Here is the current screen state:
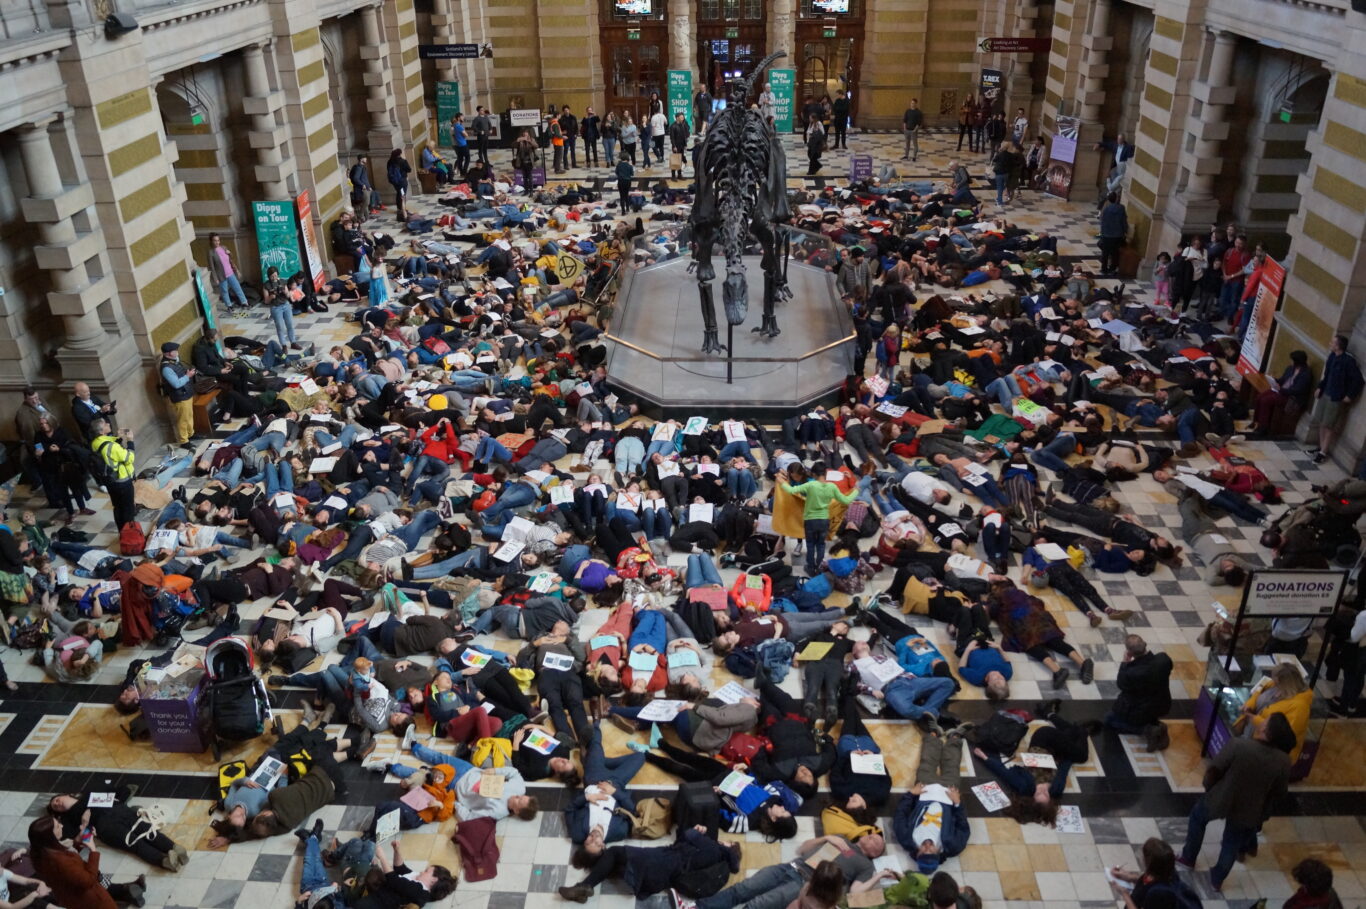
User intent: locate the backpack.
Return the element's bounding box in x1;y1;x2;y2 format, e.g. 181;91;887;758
967;709;1031;758
673;857;732;900
119;521;146;556
673;781;720;839
1147;881;1203;909
90;439;117;487
629;797;673;840
723;644;757;678
719;732;768;767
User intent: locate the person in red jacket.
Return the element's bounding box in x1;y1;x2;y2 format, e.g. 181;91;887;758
404;418;458;501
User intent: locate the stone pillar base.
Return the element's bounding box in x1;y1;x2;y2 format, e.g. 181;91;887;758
1071;121;1109;206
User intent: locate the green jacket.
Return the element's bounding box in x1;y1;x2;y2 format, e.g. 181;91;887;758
267;765;335;830
781;480;856;520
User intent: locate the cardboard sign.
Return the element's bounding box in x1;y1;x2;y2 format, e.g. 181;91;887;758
797;641;833;661
478;771;505;799
804;842;843;868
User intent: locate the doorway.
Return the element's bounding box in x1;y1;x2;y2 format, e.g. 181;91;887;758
696;0;768;98
795;0;864;122
599;0;668;123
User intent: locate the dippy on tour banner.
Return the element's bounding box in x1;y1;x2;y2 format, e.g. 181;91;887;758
769;68;796;133
252;200;302;280
668;70;693;130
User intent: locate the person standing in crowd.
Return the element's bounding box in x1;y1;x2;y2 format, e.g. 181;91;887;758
1098;192;1128;276
206;232;248;312
14;387;54;491
349;153;380;214
451;113;470;176
70;381;115;442
620;111;639;164
263;266;297;349
1095;131;1134;197
648;106;668;167
831;89;851;150
667;112;689;180
89;417;135;529
560;105;579;170
759;82;777;125
1310;333;1363;464
806;115;826;176
693;86;712;134
549;110;566;174
902;98;923;161
471;104;493;165
1011;106;1028;146
157;341;196;451
386;147;411;222
581;106;601;169
514;127;539;191
957;97;975;151
601;110;619;165
614;157;635;211
1180;712;1294;891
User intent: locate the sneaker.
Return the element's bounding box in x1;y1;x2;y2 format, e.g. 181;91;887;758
1313;452;1328;464
608;712;638;734
1106;608;1135;622
1080;658;1095;685
559;886;593;903
1089;612;1103;627
1051;667;1070;689
268;674;290;687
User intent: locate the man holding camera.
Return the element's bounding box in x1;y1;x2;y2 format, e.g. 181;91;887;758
91;417;136;529
70;381;116;442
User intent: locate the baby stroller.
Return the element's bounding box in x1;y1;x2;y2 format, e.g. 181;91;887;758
200;637;274;759
150;589;204;647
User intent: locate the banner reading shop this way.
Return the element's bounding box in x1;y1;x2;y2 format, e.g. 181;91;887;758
769;68;796;133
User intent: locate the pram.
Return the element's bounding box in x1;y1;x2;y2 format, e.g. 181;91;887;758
1268;479;1366;566
200;637;274;759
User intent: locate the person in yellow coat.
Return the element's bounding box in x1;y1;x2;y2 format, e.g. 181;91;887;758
1236;662;1312;763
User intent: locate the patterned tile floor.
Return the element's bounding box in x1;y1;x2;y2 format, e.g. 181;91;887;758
0;127;1363;909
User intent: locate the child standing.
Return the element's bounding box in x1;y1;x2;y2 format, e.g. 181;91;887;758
1152;251;1171;307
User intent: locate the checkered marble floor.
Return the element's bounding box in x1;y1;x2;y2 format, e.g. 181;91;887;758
1;128;1363;909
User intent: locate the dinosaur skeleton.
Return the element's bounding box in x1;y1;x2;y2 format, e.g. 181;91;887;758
688;51;793;355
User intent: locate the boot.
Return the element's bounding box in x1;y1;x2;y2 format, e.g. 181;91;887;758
559;885;593;903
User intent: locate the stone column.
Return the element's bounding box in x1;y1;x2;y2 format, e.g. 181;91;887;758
1184;31;1237;206
17;118;111;359
772;0;796;59
243;43;291;198
431;0;458;85
361;3;399;152
1071;0;1113;195
671;0;697;84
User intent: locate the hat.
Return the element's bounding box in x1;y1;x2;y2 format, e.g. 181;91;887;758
161;342;180;353
428;393;449;411
916;853;941;875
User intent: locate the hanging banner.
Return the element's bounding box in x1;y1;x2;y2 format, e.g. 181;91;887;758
295;190;326;292
191;267;218;335
437;81;461;147
1236;255;1286;376
769;68;796;133
252;200;302;280
979;68;1004;115
667;69;693;130
419;43;490;60
1044;114;1079;201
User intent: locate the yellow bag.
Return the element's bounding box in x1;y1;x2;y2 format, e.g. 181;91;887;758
509;667;535;694
470;736;513;768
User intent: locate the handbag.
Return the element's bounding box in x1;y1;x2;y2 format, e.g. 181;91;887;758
629;797;673;839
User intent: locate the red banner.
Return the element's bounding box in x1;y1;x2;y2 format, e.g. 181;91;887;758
295;190;327;291
1236;256;1286;376
977;37;1053;53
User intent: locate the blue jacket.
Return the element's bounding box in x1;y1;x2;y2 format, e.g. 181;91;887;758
1318;351;1363;403
893;790;969;859
1099;202;1128;239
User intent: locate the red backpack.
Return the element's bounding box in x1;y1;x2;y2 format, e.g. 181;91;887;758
119;521;146;556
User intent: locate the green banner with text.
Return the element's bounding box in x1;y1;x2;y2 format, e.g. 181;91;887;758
252;200;302;280
769;68;796;133
667;70;693;130
437;81;461;146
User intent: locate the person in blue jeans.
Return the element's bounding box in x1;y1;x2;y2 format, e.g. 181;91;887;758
321;509;443;570
684;552;724;588
878;671;957;723
477;478;538;524
281;634;382;715
725;461;758;499
1028;431;1080;474
639;500;672;541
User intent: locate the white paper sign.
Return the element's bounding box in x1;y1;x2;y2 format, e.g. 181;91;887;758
542;651;575;672
492;541;524;562
722;420;747;444
87;792;117;808
1018;752;1057;769
656;460;680;479
971;781;1011;812
712;681;756;705
1033;542;1069;562
696;463;720;476
688;503;715;523
637;699;687;722
375;808;402;843
718;770;754;797
849;752;887;775
682;416;708;435
146;528;178;553
1055;804;1085;834
652;423;677;442
549;484;574;505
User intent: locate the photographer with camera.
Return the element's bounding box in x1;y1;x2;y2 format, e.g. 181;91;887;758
90;418;136;530
69;382;116;442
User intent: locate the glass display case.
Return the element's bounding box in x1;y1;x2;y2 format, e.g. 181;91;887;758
1195;645;1331;782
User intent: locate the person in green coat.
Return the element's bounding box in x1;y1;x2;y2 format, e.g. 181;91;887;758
779;471;857;576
